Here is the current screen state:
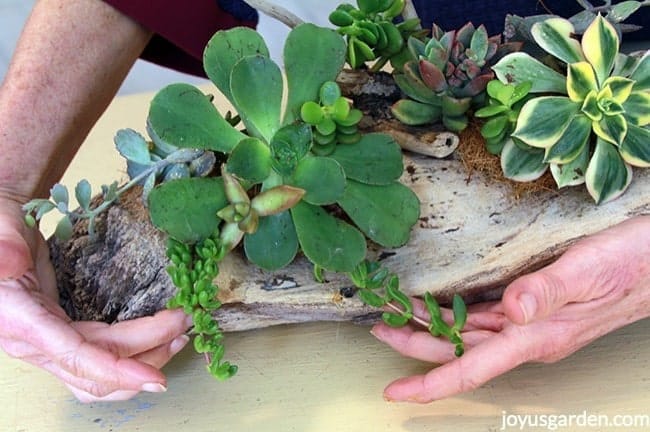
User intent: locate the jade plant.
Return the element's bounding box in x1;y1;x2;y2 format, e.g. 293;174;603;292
391;22;522;132
489;14;649;203
328;0;426;70
24;23;471;380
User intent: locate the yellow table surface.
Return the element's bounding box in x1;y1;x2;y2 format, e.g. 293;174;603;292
1;87;648;432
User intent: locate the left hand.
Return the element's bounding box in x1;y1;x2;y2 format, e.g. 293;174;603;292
371;216;650;403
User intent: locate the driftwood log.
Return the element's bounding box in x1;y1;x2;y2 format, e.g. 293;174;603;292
50;150;650;331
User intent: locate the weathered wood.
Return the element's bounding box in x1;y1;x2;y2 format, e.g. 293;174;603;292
50;152;649;332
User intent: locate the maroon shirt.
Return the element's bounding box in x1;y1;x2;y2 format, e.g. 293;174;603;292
103;1;257;77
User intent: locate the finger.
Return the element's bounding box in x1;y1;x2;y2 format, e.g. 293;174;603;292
0;223;32;279
72;309;192;358
133;334;190;369
383;329;531;403
371;322;495;363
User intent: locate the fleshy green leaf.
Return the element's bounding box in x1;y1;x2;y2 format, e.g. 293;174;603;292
500;138;548;182
337;180;420;248
244;211;298;270
203;27;269;104
148;83;245;153
391;99;441;125
609;1;642;22
227;137;272;184
289;157;346;205
567;62;598;102
480;115;509;139
270;123;313;177
291;201;366;272
585;138;633;204
629;52;650;92
75;180;92;211
493;53;567;94
582;14;619;87
550;143;590;188
441;95;472;117
581;90;602;121
531;18;585;64
114;129;151;165
512;96;580;148
50;184;69;207
54;216;74;241
393;67;440;105
474;104;509;118
544;114;592;164
619;123;650;167
592;113;627;145
284;24;347;124
603;76;635;104
148;177;227;243
230;55;283;142
623;91;650;126
330;133;403;185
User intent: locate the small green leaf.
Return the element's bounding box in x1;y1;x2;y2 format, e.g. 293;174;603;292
358;290;387;308
227;138;272;184
50;184;69;207
531;18;585;64
54;216;74;241
512;96;580;148
300;101;324;124
330;133;403;185
230;55;283;142
474;104;509;118
251;185;305;217
382;312;410;327
585;138;633;204
337;180;420;248
244;211;298;270
289;157;346;205
320;81;342;106
480;115;509;139
114;129;151;165
608;1;642;22
582;14;619;87
592;113;627;146
452;294;467;330
148;83;246;153
603;76;635;104
270;123;313;177
500;139;548;182
619;123;650;167
493;53;567;94
74;180;92;211
291;201;366;272
148;177;227;243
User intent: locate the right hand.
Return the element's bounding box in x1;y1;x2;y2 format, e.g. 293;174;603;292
0;195;191;402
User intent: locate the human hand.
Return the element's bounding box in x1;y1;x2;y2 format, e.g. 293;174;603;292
0;197;191;403
371;216;650;403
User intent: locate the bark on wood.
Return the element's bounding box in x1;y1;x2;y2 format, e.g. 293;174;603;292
50;152;650;332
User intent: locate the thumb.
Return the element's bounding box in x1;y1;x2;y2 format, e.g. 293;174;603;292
0;213;33;279
502;249;599;325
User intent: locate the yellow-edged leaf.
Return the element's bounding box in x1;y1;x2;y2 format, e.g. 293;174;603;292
531;18;585;64
592;114;628;145
585;138;633;204
582;14;619;87
567;62;598;102
512;96;580;148
620;123;650;167
602;76;635;103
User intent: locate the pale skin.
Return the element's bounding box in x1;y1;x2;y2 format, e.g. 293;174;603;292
0;0;648;404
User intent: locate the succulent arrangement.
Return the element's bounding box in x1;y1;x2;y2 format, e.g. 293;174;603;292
488;14;649;203
328;0;426;70
391;22;522;132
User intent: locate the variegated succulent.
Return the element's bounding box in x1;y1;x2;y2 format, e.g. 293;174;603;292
391;22;521;132
491;14;649;204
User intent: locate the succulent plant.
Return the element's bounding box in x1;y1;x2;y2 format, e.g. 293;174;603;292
391;22;522;132
491;14;650;204
145;24;419;273
329;0;425;71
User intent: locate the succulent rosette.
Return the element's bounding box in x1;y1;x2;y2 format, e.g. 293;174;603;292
492;14;650;204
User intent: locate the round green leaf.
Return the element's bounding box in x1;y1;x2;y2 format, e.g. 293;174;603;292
500;138;548;182
585;138;633;204
230;55;283;142
291;201;366;272
148;83;246;153
300;101;324;124
54;216;74;241
114;129;151;165
284;24;347;123
244;211;298;271
330;133;403;185
227;138;272;184
320;81;342;106
148;177;227;243
74;180;92;211
289;157;346;205
337;180;420;248
203;27;270;103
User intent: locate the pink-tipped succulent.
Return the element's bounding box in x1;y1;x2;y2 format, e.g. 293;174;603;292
391;22;522;132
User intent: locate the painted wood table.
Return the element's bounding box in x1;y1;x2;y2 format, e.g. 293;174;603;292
1;88;648;432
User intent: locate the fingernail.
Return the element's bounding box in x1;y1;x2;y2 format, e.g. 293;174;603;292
170;334;190;355
184;314;194;329
141;383;167;393
518;292;537;323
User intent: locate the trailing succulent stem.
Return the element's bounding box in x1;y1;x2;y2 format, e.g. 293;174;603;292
348;260;467;356
166;235;238;380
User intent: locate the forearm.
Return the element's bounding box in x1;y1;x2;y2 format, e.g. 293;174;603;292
0;0;152;201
